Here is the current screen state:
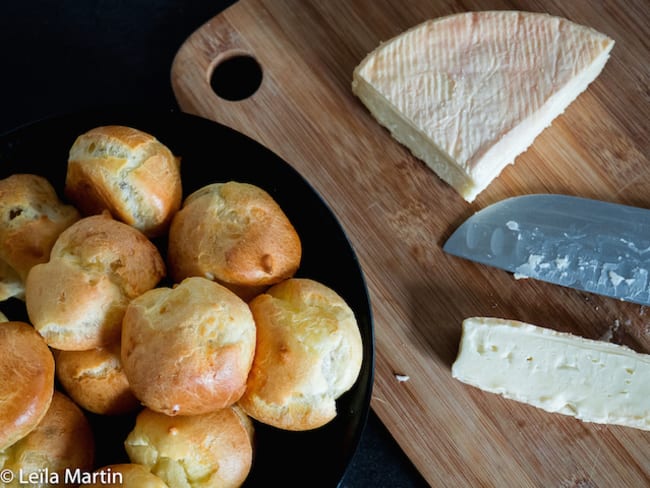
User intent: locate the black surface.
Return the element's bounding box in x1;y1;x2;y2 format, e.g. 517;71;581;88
0;2;429;487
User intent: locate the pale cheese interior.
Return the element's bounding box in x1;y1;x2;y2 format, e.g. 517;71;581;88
452;317;650;431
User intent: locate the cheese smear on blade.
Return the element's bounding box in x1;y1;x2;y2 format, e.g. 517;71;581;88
452;317;650;431
352;11;614;201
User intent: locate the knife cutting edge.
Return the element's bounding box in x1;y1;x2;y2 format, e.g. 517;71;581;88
443;194;650;306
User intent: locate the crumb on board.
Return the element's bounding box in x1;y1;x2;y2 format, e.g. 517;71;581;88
394;373;410;383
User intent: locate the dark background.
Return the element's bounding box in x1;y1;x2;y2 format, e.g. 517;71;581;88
0;1;428;487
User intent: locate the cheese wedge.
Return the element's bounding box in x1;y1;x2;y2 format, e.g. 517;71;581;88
452;317;650;431
352;11;614;201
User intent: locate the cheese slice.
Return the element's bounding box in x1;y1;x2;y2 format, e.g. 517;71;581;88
352;11;614;201
452;317;650;430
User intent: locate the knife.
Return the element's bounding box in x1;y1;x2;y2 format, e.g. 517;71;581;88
443;194;650;306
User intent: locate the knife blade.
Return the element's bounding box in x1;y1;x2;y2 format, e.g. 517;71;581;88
443;194;650;306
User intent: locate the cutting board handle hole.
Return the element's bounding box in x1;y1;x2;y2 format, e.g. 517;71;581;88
209;53;263;101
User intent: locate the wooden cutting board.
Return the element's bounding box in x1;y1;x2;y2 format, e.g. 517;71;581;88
171;0;650;485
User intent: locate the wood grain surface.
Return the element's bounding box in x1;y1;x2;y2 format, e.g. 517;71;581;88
171;0;650;485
